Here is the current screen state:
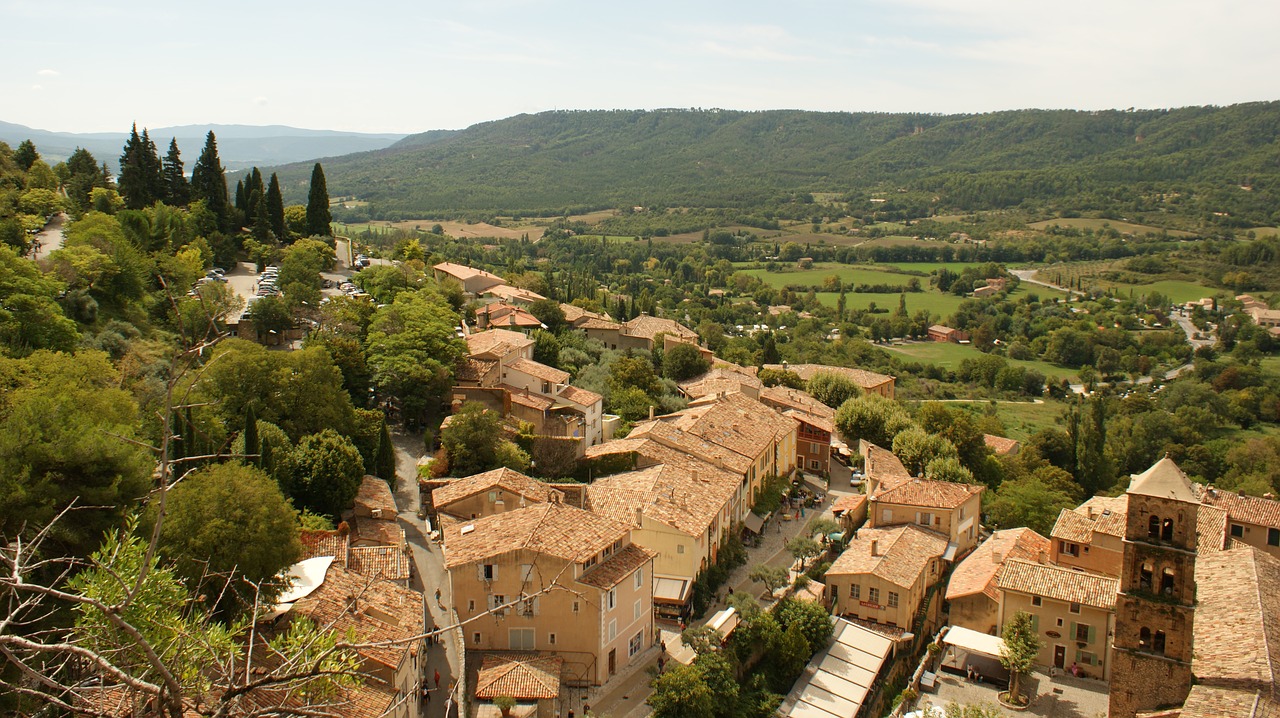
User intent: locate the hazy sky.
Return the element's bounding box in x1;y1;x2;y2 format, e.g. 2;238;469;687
5;0;1278;135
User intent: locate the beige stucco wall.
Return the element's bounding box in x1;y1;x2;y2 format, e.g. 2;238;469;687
948;593;1000;636
999;591;1114;680
439;490;534;521
632;514;701;580
1227;519;1280;560
1052;535;1123;576
826;556;941;631
871;493;981;554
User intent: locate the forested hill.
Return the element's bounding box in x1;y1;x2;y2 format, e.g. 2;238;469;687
272;104;1280;217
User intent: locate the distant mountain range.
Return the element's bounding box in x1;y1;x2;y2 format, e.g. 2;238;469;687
0;122;408;171
262;103;1280;218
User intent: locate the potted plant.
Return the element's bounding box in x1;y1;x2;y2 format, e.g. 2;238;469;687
494;695;516;717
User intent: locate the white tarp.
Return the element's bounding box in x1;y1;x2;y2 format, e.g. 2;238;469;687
942;625;1007;658
266;556;334;619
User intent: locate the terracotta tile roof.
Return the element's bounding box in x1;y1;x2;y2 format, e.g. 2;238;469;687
434;261;503;285
762;363;895;390
432;468;562;510
354;476;397;517
1200;487;1280;529
627;420;754;474
861;441;914;490
350;516;405;547
1192;545;1280;690
872;477;984;511
1179;685;1279;718
760;386;836;436
588;461;739;537
475;653;562;700
289;563;423;671
832;494;867;517
623;315;697;341
1051;508;1097;544
946;528;1051;601
484;284;546;303
466;329;534;359
679;365;764;399
504;385;555;411
784;409;834;435
458;357;499;383
1198;503;1229;553
561;304;611;324
480;303;543;329
578;543;655;589
827;524;950;588
558;384;601;407
300;530;349;562
348;545;410;582
656;392;797;465
1081;496;1129;537
995;559;1118;610
506;358;570;384
442;501;629;568
983;434;1021;455
578;317;623;331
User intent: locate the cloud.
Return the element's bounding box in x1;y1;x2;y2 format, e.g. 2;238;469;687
254;96;268;106
36;68;59;77
31;84;42;91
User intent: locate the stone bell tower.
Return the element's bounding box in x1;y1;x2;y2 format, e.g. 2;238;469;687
1108;456;1198;718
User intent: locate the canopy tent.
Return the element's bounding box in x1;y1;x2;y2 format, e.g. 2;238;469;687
942;626;1006;658
707;607;740;641
941;626;1010;685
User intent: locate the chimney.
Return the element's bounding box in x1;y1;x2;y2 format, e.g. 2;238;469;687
691;469;699;484
1239;490;1247;498
1038;550;1048;564
1086;506;1095;519
649;406;655;421
870;540;879;557
992;551;1003;564
635;507;644;525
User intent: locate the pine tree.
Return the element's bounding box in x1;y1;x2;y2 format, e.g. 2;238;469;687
118;124;148;209
375;419;396;486
234;179;247;215
248;167;264;202
266;173;286;241
140;129;164;204
161;138;189;205
190;131;230;231
14;140;39;172
243;406;260;467
251;191;272;243
305;163;331;237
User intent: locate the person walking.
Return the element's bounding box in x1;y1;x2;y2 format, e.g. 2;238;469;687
434;669;441;690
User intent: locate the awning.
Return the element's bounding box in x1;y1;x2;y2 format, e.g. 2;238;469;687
942;625;1007;659
828;532;845;543
744;512;766;534
653;575;692;604
708;607;740;639
942;542;959;561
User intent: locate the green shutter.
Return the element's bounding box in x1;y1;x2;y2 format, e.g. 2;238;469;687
1070;622;1077;641
1087;625;1096;644
1031;615;1039;633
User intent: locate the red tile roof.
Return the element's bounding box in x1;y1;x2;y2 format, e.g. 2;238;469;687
871;477;984;511
995;559;1118;610
946;528;1051;602
1200;487;1280;530
827;524;949;588
442;501;629;568
475;653;562;700
432;467;562;510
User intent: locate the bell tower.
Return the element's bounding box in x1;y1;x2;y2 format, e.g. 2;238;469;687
1108;456;1198;718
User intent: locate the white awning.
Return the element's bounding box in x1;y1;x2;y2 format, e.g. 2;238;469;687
942;542;959;562
653;575;691;603
942;625;1007;659
778;617;894;718
708;607;740;639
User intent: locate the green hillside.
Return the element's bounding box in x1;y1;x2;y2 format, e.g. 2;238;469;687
270;104;1280;221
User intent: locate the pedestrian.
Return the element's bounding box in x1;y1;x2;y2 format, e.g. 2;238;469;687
434;669;440;689
435;588;442;604
567;710;574;718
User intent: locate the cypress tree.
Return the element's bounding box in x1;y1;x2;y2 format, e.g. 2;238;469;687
305;163;331;237
118;124;147;209
234;179;247;215
251;191;272;243
190;131;230;231
375;419;396;486
243;406;260;467
161;138;189;205
14;140;39;171
249;167;264;199
140;129;164;204
266;173;286;241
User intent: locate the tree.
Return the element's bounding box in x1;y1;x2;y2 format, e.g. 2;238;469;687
748;564;789;595
374;418;396;485
925;456;976;484
786;536;822;568
266;172;286;241
365;287;464;427
1000;611;1042;706
648;661;716;718
305;163;332;237
190;131;229;231
527;298;567;334
245;295;293;341
440;402;506;476
118;125;163;210
768;622;812;693
664;342;711;381
14;139;38;171
773;597;832;651
892;426;959;476
161;137;189;205
806;372;862;409
149;462;302;615
834;393;914;448
984;475;1075;534
287;429;364;518
243;405;260;467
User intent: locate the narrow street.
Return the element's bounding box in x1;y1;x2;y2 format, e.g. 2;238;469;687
390;428;460;718
30;211;67;261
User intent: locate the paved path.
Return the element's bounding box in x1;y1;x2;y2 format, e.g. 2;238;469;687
30;212;67;260
390;427;460;718
1011;268;1086;298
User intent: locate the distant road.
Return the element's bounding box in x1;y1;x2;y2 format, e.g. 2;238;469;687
31;212;67;261
1011;268;1085;297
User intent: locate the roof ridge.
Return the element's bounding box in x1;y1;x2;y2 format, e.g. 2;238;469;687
1245;550;1278;687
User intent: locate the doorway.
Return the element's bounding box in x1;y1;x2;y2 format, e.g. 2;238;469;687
1054;645;1066;669
608;648;617;676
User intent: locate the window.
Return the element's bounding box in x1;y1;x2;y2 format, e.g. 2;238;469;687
634;600;643;621
608;619;617;641
868;587;880;604
482;564;496;580
677;544;685;554
881;509;892;524
916;512;933;527
490;595;506;614
584;555;598;570
1148;515;1161;540
1069;602;1081;614
468;600;475;612
1161;518;1174;542
1031;596;1042;607
1232;523;1245;538
473;632;481;645
607;589;617;611
634;568;644;590
1077;651;1096;666
811;459;820;470
572;601;580;613
509;628;535;651
549;633;557;645
1139;627;1151;650
850;584;861;600
520;564;535;583
888;592;899;608
1059;541;1080;558
1075;623;1092;643
629;631;643;657
1153;630;1166;655
1140;562;1154;591
1161;568;1176;596
1270;528;1280;547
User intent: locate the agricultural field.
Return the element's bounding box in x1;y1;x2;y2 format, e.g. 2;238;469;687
1027;217;1197;238
333;218;546;241
814;290;966;318
741;263;925;289
1032;262;1223;304
885;340;1079;381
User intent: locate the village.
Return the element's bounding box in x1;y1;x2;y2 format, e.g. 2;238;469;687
262;261;1280;718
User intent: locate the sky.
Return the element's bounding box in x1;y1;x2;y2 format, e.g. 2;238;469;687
4;0;1279;135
